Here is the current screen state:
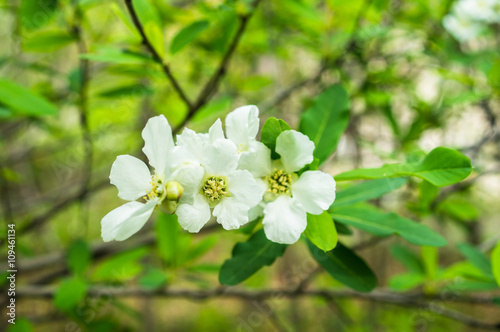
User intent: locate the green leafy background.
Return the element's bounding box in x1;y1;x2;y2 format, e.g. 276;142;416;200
1;0;499;331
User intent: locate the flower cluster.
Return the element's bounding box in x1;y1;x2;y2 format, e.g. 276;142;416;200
101;106;336;244
443;0;500;42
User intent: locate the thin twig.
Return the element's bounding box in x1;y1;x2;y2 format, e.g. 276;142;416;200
123;0;193;110
173;0;263;133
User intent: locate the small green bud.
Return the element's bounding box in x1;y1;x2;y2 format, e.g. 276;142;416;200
162;200;179;215
165;181;184;201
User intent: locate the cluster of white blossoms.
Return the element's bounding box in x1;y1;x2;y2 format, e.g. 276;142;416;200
443;0;500;42
101;106;336;245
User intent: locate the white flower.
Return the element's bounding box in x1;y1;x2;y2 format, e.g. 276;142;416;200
175;121;264;232
257;130;336;244
455;0;500;23
442;13;483;42
225;105;273;178
101;115;204;242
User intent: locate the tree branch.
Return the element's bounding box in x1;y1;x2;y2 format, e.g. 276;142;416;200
14;286;500;329
173;0;262;133
123;0;193;110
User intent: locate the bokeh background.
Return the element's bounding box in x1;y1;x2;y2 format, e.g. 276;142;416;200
1;0;500;331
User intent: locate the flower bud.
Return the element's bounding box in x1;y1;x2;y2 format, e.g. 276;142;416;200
165;181;184;201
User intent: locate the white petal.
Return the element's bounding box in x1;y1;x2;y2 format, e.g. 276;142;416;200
291;171;336;214
142;115;175;176
169;165;205;205
176;194;211;233
109;155;152;201
225;105;259;150
213;197;251;230
208;118;225;142
275;130;315;173
176;127;205;165
262;196;307;244
248;203;264;221
238;141;272;178
204;139;239;175
101;201;156;242
227;169;264;208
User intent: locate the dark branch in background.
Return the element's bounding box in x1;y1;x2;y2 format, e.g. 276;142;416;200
175;0;263;132
123;0;262;134
18;178;109;234
14;286;500;330
123;0;193;110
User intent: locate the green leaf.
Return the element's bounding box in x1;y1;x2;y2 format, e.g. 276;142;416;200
335;147;472;187
304;211;337;252
438;196;478;222
219;230;287;285
299;84;350;164
97;85;153;98
20;0;58;31
67;239;91;276
155;213;190;267
307;241;377;292
260;117;291;159
493;241;500;287
80;48;153;64
389;273;426;291
0;78;57;116
132;0;164;57
421;246;438;280
331;204;447;247
6;318;33;332
488;58;500;92
390;245;425;274
333;178;407;207
139;268;167;290
92;247;148;281
458;243;492;276
53;277;87;312
23;31;77;52
183;236;218;263
170;20;210;54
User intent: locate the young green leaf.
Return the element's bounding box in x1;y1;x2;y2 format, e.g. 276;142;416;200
390;245;425;274
139;268;167;290
335;147;472;187
260;117;291;159
421;246;438;280
492;241;500;287
170;20;210;54
20;0;58;31
389;273;426;291
67;239;91;277
23;31;77;53
300;84;350;164
0;79;57;116
53;277;87;312
92;247;149;282
304;211;337;252
307;241;377;292
331;204;447;247
488;58;500;92
457;243;492;276
333;178;407;207
219;230;287;285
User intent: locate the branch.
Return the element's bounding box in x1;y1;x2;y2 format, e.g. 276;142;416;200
15;286;500;329
123;0;193;110
173;0;262;133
